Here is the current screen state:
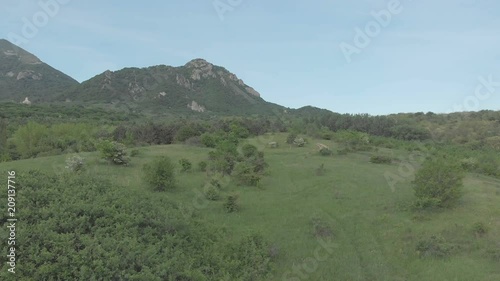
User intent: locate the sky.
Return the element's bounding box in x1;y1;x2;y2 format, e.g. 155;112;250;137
1;0;500;115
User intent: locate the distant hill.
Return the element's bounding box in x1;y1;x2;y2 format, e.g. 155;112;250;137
0;39;79;103
60;58;285;116
0;39;285;116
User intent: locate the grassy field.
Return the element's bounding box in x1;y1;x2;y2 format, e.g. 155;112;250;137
1;133;500;280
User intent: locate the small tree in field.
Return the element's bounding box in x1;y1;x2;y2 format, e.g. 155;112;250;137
143;156;176;191
413;156;465;208
97;140;130;165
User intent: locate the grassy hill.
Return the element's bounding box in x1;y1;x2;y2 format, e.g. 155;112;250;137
2;133;499;280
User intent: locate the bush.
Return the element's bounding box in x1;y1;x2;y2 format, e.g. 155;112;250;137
460;157;478;171
198;161;208;172
143;156;176;191
413;156;465;208
233;162;261;186
208;140;239;175
65;155;85;172
224;194;240;213
472;222;488;237
286;132;298;144
97;140;130;165
204;184;220;201
415;235;452;258
201;133;219;148
241;144;258;158
370;155;392;164
293;137;305;147
179;158;192;172
319;147;332;156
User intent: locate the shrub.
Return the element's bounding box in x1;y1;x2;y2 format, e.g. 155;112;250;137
208;140;239;175
65;155;85;172
224;194;240;213
201;133;219;148
249;151;268;173
286;132;298;144
472;222;488;237
143;156;176;191
97;140;130;165
210;175;223;189
198;161;208;172
293;137;305;147
460;157;478;171
319;147;332;156
179;158;192;172
415;235;452;258
204;184;220;201
370;155;392;164
233;162;261;186
241;144;258;158
413;156;464;208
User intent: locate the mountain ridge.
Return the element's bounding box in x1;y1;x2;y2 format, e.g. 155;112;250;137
0;39;79;103
0;39;285;116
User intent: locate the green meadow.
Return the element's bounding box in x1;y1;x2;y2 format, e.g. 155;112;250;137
2;133;500;280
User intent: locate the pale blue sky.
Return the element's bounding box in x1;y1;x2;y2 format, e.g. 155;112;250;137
1;0;499;114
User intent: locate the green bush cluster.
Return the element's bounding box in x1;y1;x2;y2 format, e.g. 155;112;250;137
179;158;192;172
413;156;464;208
143;156;176;191
0;171;274;280
97;140;130;165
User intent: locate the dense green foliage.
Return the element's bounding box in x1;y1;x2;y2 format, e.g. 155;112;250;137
179;158;193;172
97;140;130;165
142;156;177;191
413;156;465;208
0;171;273;280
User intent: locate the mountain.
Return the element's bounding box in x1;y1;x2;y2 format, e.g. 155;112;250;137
62;58;283;116
0;39;79;103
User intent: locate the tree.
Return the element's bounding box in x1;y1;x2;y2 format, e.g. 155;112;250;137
0;118;8;159
208;140;239;175
97;140;130;165
241;144;258;158
143;156;177;191
12;121;48;158
233;162;261;186
413;156;465;208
